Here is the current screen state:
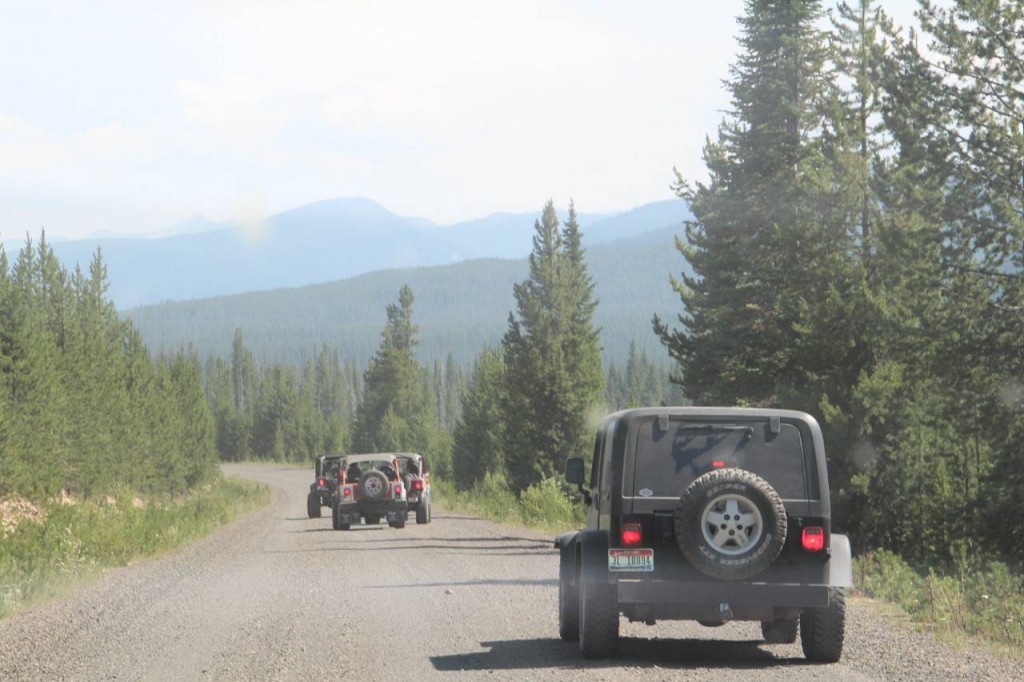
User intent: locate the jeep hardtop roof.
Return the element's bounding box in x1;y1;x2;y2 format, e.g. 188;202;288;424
599;407;830;517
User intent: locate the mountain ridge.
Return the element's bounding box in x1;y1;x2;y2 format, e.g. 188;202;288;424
126;222;693;368
30;195;691;308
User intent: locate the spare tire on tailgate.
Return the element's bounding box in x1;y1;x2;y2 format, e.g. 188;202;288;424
673;468;787;581
359;470;389;500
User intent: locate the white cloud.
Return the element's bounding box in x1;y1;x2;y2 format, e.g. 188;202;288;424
0;111;67;173
176;77;295;156
75;122;160;161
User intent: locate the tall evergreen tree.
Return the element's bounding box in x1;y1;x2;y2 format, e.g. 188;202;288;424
352;285;442;456
502;201;604;492
1;237;66;495
452;348;506;488
655;0;866;415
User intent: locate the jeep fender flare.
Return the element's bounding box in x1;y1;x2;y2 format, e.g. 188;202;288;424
577;529;611;584
555;531;580;587
829;533;853;588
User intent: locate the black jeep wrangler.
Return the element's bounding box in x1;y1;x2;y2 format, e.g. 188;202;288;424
307;454;344;518
556;407;852;661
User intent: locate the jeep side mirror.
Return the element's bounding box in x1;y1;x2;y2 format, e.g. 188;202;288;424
565;457;585;485
564;457;591;506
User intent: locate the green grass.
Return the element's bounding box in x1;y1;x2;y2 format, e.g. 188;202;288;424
433;473;586;533
855;548;1024;655
0;476;270;619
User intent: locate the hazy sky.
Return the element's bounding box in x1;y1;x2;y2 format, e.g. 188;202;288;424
1;0;922;239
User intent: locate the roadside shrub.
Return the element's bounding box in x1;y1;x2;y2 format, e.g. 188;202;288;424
433;472;585;531
519;478;577;526
856;548;1024;651
0;476;269;619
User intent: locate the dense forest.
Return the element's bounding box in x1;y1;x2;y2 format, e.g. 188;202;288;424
0;235;218;498
654;0;1024;566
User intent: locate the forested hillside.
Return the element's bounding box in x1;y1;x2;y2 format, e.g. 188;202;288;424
0;235;217;498
126;225;690;368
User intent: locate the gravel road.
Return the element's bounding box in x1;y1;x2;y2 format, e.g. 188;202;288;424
0;463;1019;681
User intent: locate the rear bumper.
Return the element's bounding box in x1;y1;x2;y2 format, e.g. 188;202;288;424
337;499;408;516
616;580;830;621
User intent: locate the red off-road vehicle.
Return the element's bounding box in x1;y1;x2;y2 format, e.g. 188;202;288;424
307;454;344;518
331;454;409;530
395;453;432;524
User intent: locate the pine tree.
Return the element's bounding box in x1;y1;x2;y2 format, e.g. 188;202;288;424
352;285;441;455
502;202;604;492
452;348;506;488
1;237;66;496
227;328;256;460
655;0;865;414
0;244;11;492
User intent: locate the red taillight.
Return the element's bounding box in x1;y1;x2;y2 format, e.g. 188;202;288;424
395;485;403;496
318;478;326;486
711;460;726;468
412;479;424;491
621;523;643;547
342;487;352;497
802;526;825;552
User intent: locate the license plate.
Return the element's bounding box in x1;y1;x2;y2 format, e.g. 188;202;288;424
608;548;654;572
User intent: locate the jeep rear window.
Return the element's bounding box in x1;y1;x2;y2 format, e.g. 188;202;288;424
630;419;809;500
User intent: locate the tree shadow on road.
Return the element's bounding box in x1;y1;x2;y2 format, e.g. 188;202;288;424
329;535;552;549
430;636;805;672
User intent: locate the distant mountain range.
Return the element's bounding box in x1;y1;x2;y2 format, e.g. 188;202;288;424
125;223;695;369
13;196;690;308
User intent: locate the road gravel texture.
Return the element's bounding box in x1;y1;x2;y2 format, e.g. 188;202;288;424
0;463;1019;681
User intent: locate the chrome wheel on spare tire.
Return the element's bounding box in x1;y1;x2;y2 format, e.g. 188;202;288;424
700;493;764;554
359;470;388;500
674;469;787;581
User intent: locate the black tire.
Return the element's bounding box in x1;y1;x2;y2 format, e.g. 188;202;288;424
761;618;798;644
389;519;406;529
364;513;381;525
558;557;580;641
801;587;846;662
331;503;343;530
360;470;389;500
416;500;431;524
579;580;618;658
307;492;321;518
673;468;787;581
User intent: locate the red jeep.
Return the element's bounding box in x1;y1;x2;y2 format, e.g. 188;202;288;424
331;454;409;530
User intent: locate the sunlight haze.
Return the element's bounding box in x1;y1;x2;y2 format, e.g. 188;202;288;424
1;0;921;239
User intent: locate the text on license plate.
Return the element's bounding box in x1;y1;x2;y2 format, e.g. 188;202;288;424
608;548;654;572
